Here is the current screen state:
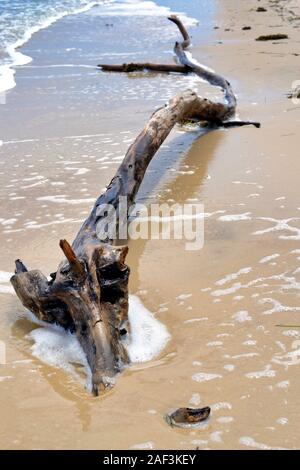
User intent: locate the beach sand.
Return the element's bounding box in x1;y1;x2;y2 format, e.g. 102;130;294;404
0;0;299;449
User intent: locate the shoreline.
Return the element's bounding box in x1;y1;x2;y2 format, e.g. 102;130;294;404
0;1;104;94
0;0;199;95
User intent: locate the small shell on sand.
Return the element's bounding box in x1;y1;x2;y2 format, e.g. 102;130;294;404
165;407;211;429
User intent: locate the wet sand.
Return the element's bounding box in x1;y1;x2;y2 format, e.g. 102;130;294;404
0;0;300;449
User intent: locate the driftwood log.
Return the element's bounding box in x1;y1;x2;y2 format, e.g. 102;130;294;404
11;16;259;395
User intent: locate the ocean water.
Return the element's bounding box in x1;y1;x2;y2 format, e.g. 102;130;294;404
0;0;111;93
0;0;197;94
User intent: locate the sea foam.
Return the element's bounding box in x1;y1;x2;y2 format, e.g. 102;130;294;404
24;294;170;388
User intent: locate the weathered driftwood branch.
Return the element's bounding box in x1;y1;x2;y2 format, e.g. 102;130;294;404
11;16;259;395
98;63;189;73
98;16;258;129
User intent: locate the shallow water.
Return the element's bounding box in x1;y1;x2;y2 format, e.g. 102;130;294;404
0;0;299;450
0;0;112;93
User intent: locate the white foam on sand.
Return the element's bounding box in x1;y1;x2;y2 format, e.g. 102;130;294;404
211;402;232;411
232;310;252;323
126;295;170;362
253;217;300;240
215;267;252;286
245;365;276;379
28;323;90;386
276;380;289;389
0;47;32;94
219;212;252;222
192;372;222;383
0;270;15;295
23;294;170;388
189;393;201;406
259;254;280;264
239;436;285;450
37;195;95;205
0;271;13;283
0;285;15;295
130;441;155;450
